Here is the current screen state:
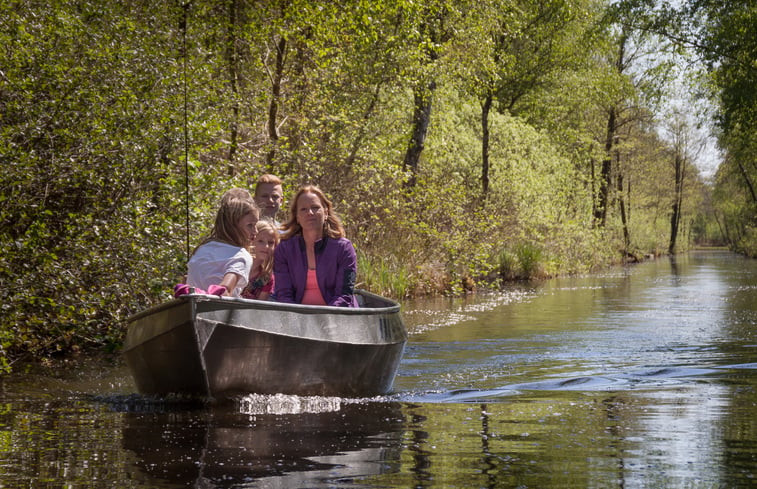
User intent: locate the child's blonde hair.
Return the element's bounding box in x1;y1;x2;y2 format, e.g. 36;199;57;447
254;219;280;281
194;197;259;254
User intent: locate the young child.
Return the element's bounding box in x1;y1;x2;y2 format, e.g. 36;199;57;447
241;219;279;300
182;196;259;297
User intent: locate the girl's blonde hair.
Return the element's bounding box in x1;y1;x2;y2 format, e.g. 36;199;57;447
254;219;280;281
194;197;259;254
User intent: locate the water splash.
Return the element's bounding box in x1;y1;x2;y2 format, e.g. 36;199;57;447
237;393;342;415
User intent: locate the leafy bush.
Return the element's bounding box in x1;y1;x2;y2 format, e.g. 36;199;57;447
0;0;721;370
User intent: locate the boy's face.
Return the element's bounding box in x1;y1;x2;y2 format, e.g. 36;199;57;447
254;183;284;220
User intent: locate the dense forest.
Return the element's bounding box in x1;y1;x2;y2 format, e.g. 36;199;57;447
1;0;754;369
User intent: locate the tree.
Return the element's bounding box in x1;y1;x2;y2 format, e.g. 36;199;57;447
402;2;454;188
685;0;757;254
664;109;706;253
0;1;191;362
454;0;593;196
593;0;679;228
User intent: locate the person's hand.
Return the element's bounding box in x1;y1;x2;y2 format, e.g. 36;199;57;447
207;284;228;296
174;283;190;297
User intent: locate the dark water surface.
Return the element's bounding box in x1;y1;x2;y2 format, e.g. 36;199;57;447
1;250;756;488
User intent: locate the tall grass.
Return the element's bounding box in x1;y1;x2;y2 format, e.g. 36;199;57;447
356;249;412;299
494;243;546;280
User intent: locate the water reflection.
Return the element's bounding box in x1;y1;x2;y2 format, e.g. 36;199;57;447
406;407;432;487
120;399;404;488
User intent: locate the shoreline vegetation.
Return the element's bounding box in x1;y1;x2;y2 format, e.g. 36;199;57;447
1;1;754;371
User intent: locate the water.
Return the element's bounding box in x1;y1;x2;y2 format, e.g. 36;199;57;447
1;250;756;488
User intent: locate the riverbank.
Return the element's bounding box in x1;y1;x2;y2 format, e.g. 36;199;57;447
3;241;747;374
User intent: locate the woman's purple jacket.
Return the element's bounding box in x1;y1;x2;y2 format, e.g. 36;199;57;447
273;235;359;307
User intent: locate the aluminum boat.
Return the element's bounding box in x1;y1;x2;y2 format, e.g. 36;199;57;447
123;290;407;398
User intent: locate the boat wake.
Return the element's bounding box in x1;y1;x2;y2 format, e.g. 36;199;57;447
237;393;343;415
396;364;750;403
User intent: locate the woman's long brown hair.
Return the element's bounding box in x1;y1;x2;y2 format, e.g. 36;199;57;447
279;185;345;240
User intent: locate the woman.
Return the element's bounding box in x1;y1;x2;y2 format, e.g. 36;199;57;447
274;185;358;307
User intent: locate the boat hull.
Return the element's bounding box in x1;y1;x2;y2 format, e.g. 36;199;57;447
123;290;407;398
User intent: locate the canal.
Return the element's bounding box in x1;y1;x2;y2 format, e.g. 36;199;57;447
1;250;755;487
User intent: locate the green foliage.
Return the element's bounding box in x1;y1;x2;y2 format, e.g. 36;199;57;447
0;1;189;365
738;226;757;259
0;0;725;369
684;0;757;255
711;135;757;257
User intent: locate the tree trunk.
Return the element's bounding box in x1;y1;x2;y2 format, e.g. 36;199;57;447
180;1;191;260
481;91;493;196
736;158;757;203
403;81;436;188
283;28;312;173
595;108;616;227
226;0;239;172
669;200;679;253
595;32;627;228
590;155;597;218
669;153;684;253
265;36;287;168
618;167;630;251
403;10;445;188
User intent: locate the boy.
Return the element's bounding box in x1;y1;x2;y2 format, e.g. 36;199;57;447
254;174;284;226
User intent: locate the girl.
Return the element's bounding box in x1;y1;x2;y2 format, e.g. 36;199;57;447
185;196;259;297
242;219;279;300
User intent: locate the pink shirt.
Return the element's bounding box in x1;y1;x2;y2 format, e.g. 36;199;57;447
240;273;274;300
301;269;326;305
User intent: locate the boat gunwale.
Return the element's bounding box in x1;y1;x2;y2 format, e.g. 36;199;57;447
126;288;401;324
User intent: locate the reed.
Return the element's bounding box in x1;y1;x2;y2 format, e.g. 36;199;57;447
494;242;547;280
356;250;411;299
516;242;544;278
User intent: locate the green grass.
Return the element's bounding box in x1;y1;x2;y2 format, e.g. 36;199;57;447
357;250;411;299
